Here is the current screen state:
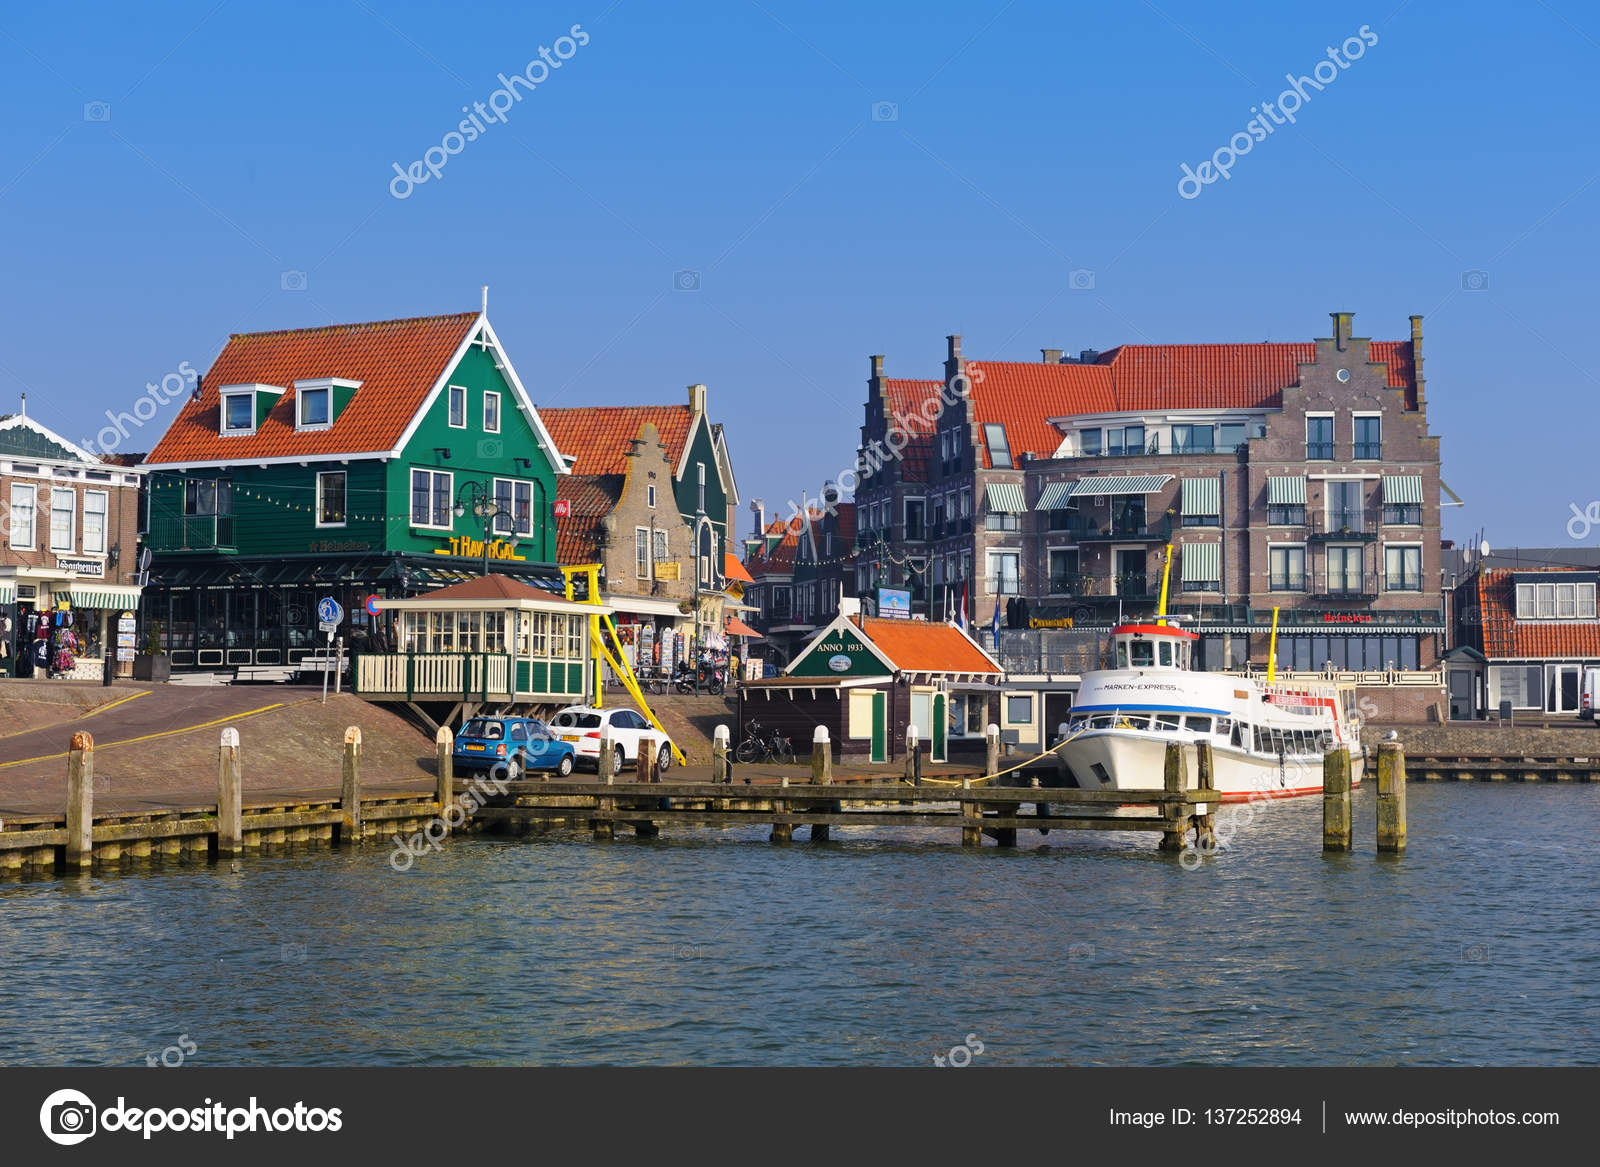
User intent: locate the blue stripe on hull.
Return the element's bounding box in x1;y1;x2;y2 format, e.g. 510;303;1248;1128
1071;703;1231;717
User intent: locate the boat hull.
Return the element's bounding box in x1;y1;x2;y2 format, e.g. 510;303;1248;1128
1057;730;1364;801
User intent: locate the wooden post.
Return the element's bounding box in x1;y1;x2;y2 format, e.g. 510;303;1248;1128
65;732;94;871
811;726;832;785
960;778;981;847
598;729;615;783
771;776;793;843
435;726;454;813
593;793;614;840
1192;739;1215;851
1158;740;1188;851
1376;740;1407;853
712;724;731;784
637;734;656;784
907;725;920;786
986;723;1000;780
340;726;363;844
1322;746;1352;852
218;727;243;857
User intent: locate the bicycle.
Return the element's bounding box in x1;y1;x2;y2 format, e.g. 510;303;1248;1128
735;719;795;765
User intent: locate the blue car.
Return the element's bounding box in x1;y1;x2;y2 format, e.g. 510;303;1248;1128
454;716;575;779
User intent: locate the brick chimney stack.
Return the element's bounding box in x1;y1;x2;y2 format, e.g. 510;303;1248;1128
1409;314;1425;410
1041;348;1062;363
1330;311;1355;351
688;383;707;415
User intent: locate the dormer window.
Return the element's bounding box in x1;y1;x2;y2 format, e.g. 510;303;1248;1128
217;383;285;437
299;387;330;428
292;378;361;432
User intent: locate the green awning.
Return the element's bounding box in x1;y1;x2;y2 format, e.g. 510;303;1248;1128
1067;474;1173;497
1180;542;1220;582
65;587;142;611
1383;475;1423;505
1180;477;1220;517
1035;482;1074;511
985;482;1027;513
1267;476;1307;505
0;583;13;604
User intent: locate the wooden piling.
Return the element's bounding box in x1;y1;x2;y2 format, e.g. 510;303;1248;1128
1158;740;1188;852
435;726;454;813
1193;740;1216;851
712;725;731;784
66;732;94;872
598;730;615;783
637;735;656;784
961;779;981;847
340;727;363;844
1322;746;1352;852
770;777;793;843
907;726;920;786
811;727;833;785
1376;741;1407;853
986;723;1000;779
217;727;243;857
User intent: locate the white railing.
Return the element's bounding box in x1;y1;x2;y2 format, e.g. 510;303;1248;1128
354;653;513;700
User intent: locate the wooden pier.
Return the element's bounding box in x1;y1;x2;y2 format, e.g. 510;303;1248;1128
1363;751;1600;783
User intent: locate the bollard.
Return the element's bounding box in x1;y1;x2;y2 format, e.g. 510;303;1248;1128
637;734;656;784
1158;740;1188;852
712;724;731;784
65;732;95;871
1376;741;1407;853
218;727;243;857
1322;747;1352;852
598;730;615;783
907;725;921;786
812;726;833;785
985;723;1000;780
340;726;363;844
435;726;454;814
1193;739;1216;851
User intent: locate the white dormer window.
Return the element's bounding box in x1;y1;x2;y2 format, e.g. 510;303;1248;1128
291;378;360;432
222;392;256;434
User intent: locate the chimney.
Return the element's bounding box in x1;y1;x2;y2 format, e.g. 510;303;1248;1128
19;392;25;418
1330;311;1354;351
1041;348;1062;364
869;354;884;379
688;383;707;415
1079;348;1100;363
1409;314;1425;410
749;497;765;539
947;334;962;362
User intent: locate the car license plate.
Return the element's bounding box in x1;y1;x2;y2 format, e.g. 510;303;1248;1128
560;735;579;743
464;744;485;751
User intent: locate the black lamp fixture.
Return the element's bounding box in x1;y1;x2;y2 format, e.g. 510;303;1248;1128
433;447;452;461
515;457;533;470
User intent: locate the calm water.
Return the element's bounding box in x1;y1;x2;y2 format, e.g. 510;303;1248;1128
1;783;1596;1066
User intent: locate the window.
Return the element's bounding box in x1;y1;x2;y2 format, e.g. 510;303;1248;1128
1384;545;1422;591
410;468;452;528
1327;480;1364;532
1218;421;1247;451
1493;664;1544;710
316;471;347;527
1516;581;1597;619
697;461;706;513
635;527;651;577
1106;424;1145;456
8;483;35;548
448;386;466;428
1327;545;1365;594
297;387;331;429
80;490;109;554
985;511;1019;531
959;487;972;518
647;484;657;508
1269;546;1306;591
1172;424;1214;454
653;528;669;566
1354;415;1381;460
984;424;1012;468
222;393;255;434
905;498;925;540
50;487;75;551
1080;428;1102;457
1306;415;1334;460
183;478;232;516
483;391;501;433
1006;694;1033;724
987;551;1020;595
1048;548;1079;593
1268;502;1306;526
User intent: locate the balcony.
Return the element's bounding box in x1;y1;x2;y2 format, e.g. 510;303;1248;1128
1306;442;1335;461
1046;571;1092;596
1385;574;1424;593
1308;509;1377;541
1267;505;1307;527
984;576;1022;597
146;513;236;552
1269;574;1307;593
1352;442;1382;460
1313;573;1379;598
1076;521;1167;542
1382;504;1422;526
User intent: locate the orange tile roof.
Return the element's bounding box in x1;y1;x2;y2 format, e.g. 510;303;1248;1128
1102;343;1314;412
554;475;620;565
745;514;814;576
419;573;554;602
1476;567;1600;658
146;312;479;464
723;552;754;584
859;616;1001;674
882;379;943;434
966;361;1115;467
540;406;693;476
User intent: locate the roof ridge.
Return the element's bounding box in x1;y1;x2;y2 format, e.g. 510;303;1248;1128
229;310;479;342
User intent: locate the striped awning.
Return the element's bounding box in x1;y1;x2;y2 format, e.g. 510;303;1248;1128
0;582;13;604
1383;475;1423;505
985;482;1027;512
1267;475;1307;505
1180;542;1221;582
64;586;142;610
1034;481;1074;511
1067;474;1172;497
1181;477;1220;517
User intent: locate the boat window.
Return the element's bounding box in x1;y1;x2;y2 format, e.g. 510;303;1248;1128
1117;642;1130;668
1215;717;1232;738
1186;716;1213;734
1158;641;1173;667
1253;726;1266;753
1232;722;1247;748
1130;641;1154;667
1088;714;1116;729
1119;713;1151;730
1154;713;1181;732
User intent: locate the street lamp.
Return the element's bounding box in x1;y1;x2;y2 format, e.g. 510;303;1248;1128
453;480;514;577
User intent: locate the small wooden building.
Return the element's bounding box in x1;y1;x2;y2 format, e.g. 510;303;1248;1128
738;609;1003;762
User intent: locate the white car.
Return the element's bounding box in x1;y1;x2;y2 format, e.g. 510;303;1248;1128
549;706;676;773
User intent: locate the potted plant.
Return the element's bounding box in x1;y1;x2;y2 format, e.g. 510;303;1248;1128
133;620;171;683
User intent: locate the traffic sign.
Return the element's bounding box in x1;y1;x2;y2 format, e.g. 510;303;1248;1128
317;597;344;625
365;594;383;616
318;621;339;634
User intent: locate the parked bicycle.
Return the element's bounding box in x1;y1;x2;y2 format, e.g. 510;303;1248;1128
735;718;794;765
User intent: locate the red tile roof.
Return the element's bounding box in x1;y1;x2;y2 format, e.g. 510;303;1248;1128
858;617;1001;674
745;514;813;577
1476;567;1600;659
554;475;620;565
966;361;1115;467
418;574;554;602
540;407;693;476
881;379;942;434
146;312;479;464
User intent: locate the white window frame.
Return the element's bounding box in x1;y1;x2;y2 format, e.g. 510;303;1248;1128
316;471;348;529
1268;543;1307;591
1383;542;1422;592
296;387;332;431
50;487;76;552
1306;411;1336;459
647;484;657;508
653;528;669;567
82;490;109;554
635;527;651;578
410;468;454;530
8;482;36;549
483;390;501;434
220;390;258;436
448;385;467;429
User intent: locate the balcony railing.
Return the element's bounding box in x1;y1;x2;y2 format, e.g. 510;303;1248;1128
1306;442;1335;460
1309;509;1377;540
354;652;514;702
1313;573;1380;598
1047;571;1091;595
1352;442;1382;460
1267;505;1307;526
1385;574;1424;592
1269;573;1307;592
1077;521;1165;541
1382;504;1422;525
146;512;236;552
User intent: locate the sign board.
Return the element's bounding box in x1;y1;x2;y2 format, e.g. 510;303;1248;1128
317;597;344;625
118;617;136;634
116;648;136;662
877;588;912;619
553;499;572;518
319;620;339;634
57;557;105;578
116;633;136;647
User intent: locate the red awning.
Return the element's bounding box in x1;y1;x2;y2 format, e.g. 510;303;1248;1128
725;616;762;638
723;553;755;584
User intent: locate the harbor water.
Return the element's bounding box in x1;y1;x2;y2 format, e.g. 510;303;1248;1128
1;782;1596;1066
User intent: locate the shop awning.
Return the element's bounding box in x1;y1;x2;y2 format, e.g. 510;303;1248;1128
723;553;755;584
1180;542;1221;583
1181;477;1220;517
607;595;687;618
1383;475;1423;505
65;585;143;610
1067;475;1172;498
725;616;762;638
0;583;13;604
985;483;1027;513
1035;482;1074;511
1267;476;1307;505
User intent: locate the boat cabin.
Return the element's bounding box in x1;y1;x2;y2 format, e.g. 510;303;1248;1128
1109;623;1198;671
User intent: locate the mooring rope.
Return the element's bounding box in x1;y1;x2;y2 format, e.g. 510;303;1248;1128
913;726;1089;787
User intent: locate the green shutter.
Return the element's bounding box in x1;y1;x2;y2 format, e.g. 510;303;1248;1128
871;691;886;763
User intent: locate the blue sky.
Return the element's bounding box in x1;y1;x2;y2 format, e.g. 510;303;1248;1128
1;1;1594;554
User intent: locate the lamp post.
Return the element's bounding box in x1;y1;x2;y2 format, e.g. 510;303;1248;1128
453;481;514;577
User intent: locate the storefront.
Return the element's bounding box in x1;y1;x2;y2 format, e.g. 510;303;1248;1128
1184;608;1446;674
1;567;143;681
602;595;692;679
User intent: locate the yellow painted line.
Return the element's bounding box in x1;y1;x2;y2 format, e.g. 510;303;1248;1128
81;689;151;718
0;701;290;770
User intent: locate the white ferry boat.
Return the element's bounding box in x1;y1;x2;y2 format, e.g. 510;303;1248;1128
1056;620;1363;801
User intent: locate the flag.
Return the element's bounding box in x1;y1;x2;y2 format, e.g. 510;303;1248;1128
957;583;968;632
991;592;1002;642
